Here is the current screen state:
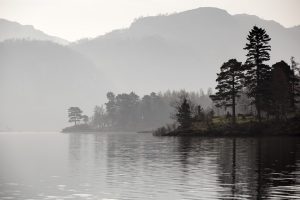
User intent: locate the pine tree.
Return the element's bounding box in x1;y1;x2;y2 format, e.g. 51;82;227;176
211;59;244;123
68;107;83;125
244;26;271;122
176;98;192;129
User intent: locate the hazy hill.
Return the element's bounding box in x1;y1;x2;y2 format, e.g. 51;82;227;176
1;7;299;131
71;7;300;94
0;19;68;45
0;40;112;131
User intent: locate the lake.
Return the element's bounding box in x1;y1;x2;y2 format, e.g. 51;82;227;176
0;132;299;199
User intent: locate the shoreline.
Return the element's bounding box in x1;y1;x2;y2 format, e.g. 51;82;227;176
61;117;300;137
153;117;300;137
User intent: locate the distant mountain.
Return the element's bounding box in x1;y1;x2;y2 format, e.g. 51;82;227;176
0;40;113;131
1;7;300;131
0;19;68;45
71;7;300;94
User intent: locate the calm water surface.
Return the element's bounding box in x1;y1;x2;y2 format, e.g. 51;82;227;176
0;132;299;199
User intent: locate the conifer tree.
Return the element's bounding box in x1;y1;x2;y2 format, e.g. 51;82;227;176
211;59;244;123
176;98;192;129
244;26;271;122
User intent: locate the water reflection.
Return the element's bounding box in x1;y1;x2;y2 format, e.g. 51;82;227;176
257;137;300;199
66;133;300;199
210;137;299;199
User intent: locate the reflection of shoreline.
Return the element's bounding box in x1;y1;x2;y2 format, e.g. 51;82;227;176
67;132;299;199
213;137;299;199
231;138;236;198
257;137;298;198
68;133;100;175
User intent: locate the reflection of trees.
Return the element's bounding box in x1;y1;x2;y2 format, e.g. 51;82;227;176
68;133;299;199
214;138;256;198
176;137;216;172
68;133;99;175
256;137;299;199
177;137;193;171
68;133;82;175
104;133;142;189
68;133;82;161
93;133;105;164
232;138;236;198
215;137;299;199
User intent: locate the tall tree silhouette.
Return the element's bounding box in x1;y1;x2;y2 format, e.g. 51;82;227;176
105;92;117;127
290;57;300;110
270;61;291;120
211;59;244;123
244;26;271;122
176;98;192;129
68;107;83;125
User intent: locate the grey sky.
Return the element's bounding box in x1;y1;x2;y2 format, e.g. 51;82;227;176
0;0;299;41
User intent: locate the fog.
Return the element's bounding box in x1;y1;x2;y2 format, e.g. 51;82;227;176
0;7;299;131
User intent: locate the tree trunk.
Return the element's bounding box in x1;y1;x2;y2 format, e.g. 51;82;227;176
232;75;236;124
256;100;262;123
256;60;262;123
232;97;236;124
291;65;296;110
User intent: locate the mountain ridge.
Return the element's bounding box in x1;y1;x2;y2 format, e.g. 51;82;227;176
0;18;69;45
71;7;299;43
70;7;300;94
0;7;300;130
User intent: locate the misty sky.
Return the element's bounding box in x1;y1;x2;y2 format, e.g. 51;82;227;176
0;0;300;41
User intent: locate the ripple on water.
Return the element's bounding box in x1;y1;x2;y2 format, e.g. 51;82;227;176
0;132;299;200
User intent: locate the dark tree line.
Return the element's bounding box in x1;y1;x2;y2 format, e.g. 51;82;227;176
90;90;212;131
211;26;300;123
66;26;299;131
176;98;192;129
164;91;215;131
154;93;215;133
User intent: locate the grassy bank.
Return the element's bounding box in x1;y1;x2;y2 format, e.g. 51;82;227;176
153;116;300;137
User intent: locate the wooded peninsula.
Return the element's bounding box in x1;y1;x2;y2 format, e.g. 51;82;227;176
62;26;300;137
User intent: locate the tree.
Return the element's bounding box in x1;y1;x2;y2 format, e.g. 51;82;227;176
92;105;106;129
211;59;244;123
269;61;291;120
82;115;89;124
210;92;227;114
244;26;271;122
290;57;300;110
140;92;168;128
195;105;205;121
68;107;82;125
105;92;117;127
175;98;192;129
